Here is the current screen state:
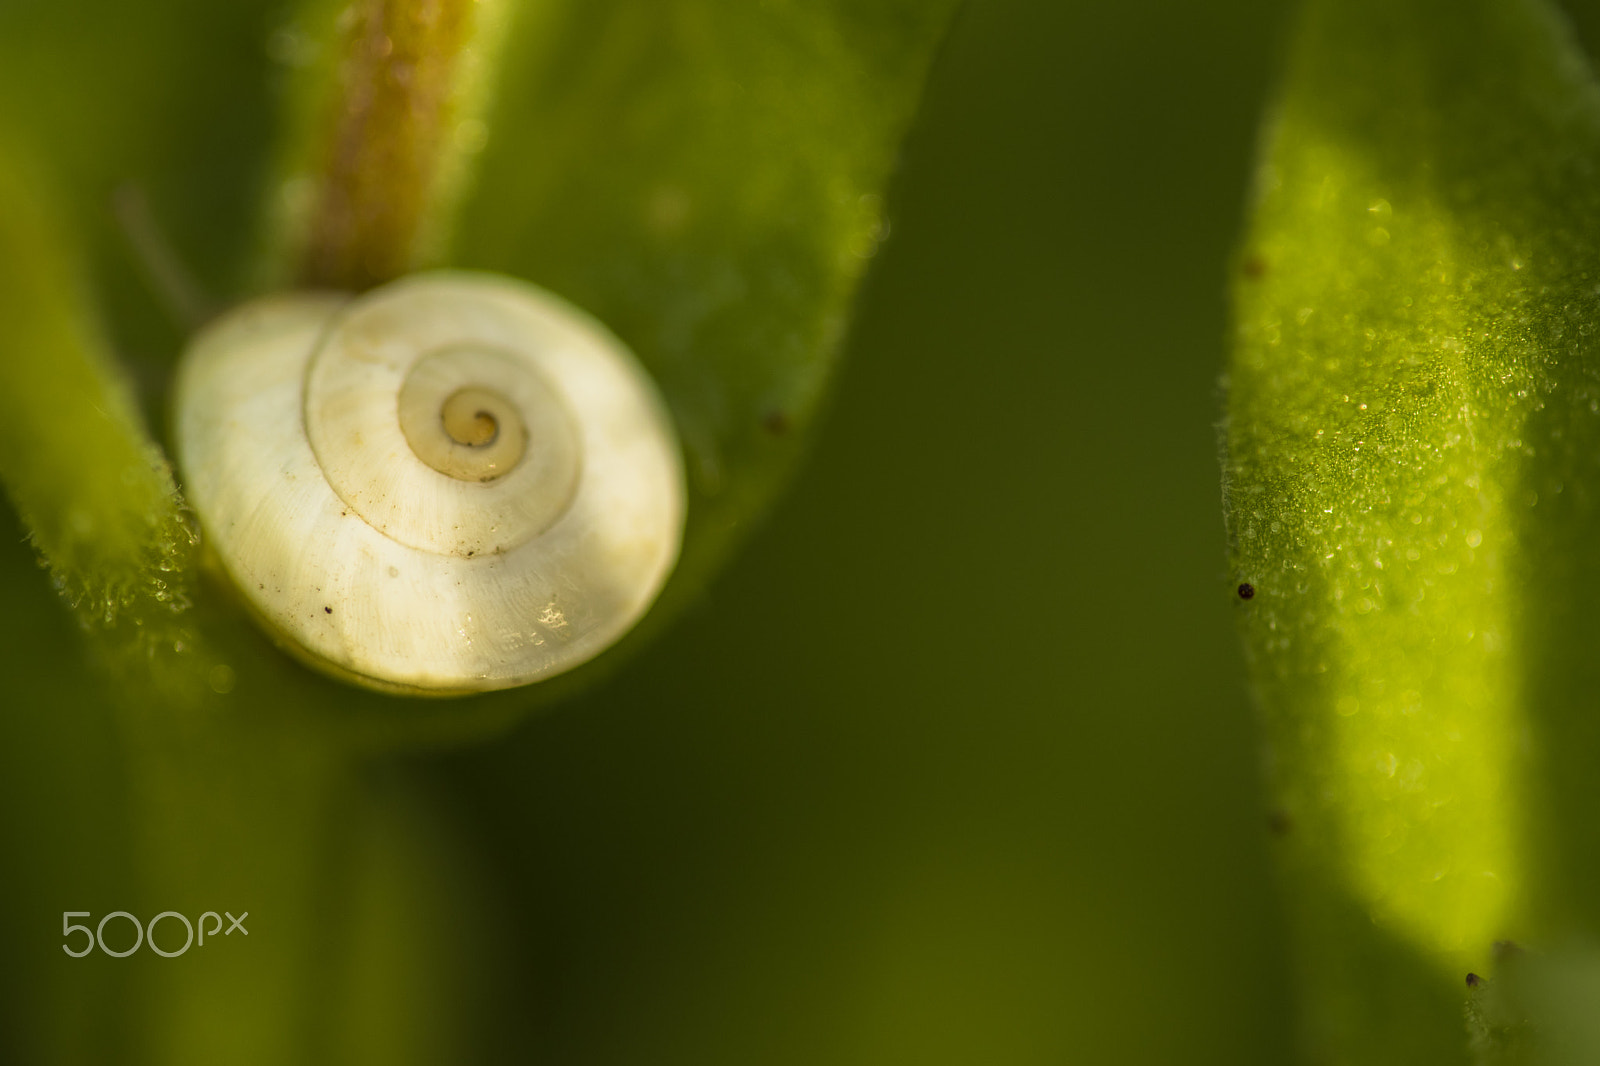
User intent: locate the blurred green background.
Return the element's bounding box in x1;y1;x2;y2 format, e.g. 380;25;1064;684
0;0;1308;1062
430;1;1299;1061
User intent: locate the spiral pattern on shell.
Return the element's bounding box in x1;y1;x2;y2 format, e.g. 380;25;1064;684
174;271;685;695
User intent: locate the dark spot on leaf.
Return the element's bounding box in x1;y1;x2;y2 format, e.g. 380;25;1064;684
1267;809;1292;835
1493;940;1523;960
1466;973;1482;988
1242;255;1266;279
1238;582;1256;600
324;606;333;614
762;410;791;436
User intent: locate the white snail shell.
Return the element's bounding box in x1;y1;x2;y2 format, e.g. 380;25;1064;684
174;271;685;695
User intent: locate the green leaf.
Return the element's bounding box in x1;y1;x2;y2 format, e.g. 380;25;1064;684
1226;0;1600;1060
453;0;961;617
0;153;195;633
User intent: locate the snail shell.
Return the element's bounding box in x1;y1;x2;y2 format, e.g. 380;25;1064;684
174;271;685;695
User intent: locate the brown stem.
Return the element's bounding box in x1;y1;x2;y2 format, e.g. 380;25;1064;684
296;0;478;291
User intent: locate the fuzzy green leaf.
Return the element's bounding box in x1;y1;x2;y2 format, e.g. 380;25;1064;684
0;156;195;632
1227;0;1600;1061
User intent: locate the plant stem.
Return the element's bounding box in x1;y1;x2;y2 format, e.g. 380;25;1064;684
285;0;500;291
0;149;194;631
